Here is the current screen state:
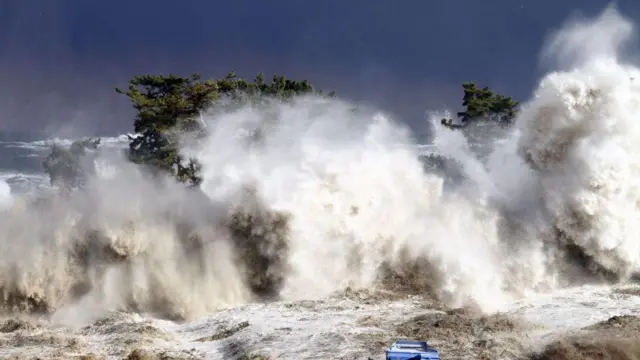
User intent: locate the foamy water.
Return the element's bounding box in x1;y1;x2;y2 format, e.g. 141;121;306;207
0;179;12;210
2;285;638;360
1;4;640;360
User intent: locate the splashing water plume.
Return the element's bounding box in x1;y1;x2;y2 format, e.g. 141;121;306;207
0;6;639;335
188;99;513;310
540;5;633;70
516;5;640;281
0;180;11;210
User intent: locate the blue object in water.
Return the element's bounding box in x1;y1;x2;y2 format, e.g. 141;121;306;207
385;340;440;360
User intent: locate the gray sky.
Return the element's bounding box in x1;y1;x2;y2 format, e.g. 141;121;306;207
0;0;636;138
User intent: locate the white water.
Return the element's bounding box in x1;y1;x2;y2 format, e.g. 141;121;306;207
185;101;516;311
173;4;640;313
2;4;640;360
0;179;12;210
3;285;639;359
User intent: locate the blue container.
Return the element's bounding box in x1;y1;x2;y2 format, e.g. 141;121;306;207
385;340;440;360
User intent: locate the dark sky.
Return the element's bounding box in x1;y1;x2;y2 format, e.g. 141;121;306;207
0;0;636;138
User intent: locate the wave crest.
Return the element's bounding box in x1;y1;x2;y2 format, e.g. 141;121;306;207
2;6;640;324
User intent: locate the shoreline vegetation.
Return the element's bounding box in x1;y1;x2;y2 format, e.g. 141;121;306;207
42;72;518;192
